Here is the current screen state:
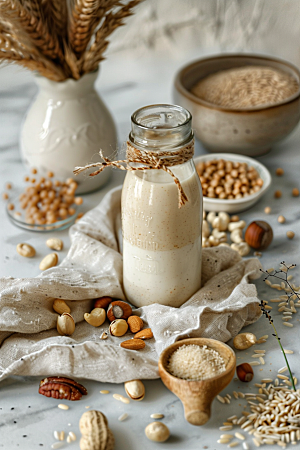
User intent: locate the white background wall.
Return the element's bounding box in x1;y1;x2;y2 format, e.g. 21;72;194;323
109;0;300;67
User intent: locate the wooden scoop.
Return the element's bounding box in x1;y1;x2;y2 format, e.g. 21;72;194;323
158;338;236;426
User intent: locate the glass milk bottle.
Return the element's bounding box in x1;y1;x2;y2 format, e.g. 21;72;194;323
122;104;202;307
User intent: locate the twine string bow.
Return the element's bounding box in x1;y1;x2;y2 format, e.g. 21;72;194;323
73;140;194;208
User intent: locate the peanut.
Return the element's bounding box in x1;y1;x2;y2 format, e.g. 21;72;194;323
16;243;36;258
39;253;58;270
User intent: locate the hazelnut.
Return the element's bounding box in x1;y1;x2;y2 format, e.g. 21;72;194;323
264;206;271;214
236;363;254;382
244;221;273;250
109;319;128;337
292;188;299;197
145;422;170;442
107;301;132;322
278;215;286;224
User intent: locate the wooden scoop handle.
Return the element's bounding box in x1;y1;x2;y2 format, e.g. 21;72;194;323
182;395;212;425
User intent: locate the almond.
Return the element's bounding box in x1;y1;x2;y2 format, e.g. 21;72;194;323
107;301;132;322
127;316;144;334
134;328;153;340
120;339;145;350
94;296;112;309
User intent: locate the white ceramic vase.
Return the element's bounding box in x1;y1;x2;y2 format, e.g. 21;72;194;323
20;70;117;194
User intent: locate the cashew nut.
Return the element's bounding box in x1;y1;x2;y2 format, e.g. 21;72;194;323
207;211;216;225
233;332;257;350
230;228;243;244
231;242;250;256
202;220;210;238
84;308;106;327
212;212;230;231
203;210;206;220
228;220;246;232
208;235;220;246
212;228;227;243
202;236;211;248
219;243;230;247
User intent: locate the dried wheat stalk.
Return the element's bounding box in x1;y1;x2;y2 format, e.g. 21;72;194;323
0;0;64;61
0;0;142;81
82;0;141;73
40;0;68;39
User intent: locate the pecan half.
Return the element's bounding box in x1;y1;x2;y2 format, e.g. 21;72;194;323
39;376;88;401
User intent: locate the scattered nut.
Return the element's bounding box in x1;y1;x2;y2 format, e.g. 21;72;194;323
202;220;210;238
292;188;299;197
16;243;36;258
233;332;257;350
244;221;273;250
2;192;8;200
208;235;220;246
230;215;240;222
39;377;87;401
84;308;106;327
264;206;271;214
124;380;145;401
6;182;12;189
145;422;170;442
46;238;63;251
100;332;108;340
274;190;282;198
212;228;227;242
79;410;114;450
206;211;217;225
278;215;286;224
94;297;112;309
228;220;246;232
120;338;146;350
236;363;254;382
254;251;262;257
107;301;132;322
134;328;153;340
57;312;75;336
53;299;71;315
287;231;295;239
39;253;58;270
230;228;243;244
212;212;230;231
202;237;210;248
127;316;144;333
109;319;128;337
231;242;250;256
7;203;14;210
276;168;284;176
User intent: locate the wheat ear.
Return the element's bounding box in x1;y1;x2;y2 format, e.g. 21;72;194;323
0;21;67;81
68;0;120;56
0;0;64;62
82;0;141;74
40;0;68;39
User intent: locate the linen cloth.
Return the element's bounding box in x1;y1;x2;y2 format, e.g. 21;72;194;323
0;186;262;383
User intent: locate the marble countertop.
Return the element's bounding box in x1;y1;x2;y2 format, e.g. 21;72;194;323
1;50;300;450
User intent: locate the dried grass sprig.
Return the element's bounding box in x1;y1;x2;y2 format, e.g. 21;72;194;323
0;0;142;81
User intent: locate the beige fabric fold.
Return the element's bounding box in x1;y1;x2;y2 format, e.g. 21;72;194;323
0;186;262;383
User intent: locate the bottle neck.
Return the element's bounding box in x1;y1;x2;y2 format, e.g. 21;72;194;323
129;104;193;151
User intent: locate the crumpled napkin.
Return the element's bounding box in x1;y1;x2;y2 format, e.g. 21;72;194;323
0;186;262;383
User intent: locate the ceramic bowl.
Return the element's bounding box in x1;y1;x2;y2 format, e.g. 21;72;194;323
194;153;271;213
174;54;300;157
